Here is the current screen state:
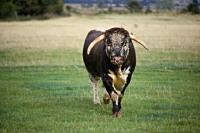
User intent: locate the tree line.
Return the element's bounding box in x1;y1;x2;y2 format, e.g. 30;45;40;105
0;0;63;19
0;0;199;20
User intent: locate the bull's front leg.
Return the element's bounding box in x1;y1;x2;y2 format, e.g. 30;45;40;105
111;92;122;118
102;75;123;118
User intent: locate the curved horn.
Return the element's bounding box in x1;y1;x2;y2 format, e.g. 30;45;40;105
129;34;149;51
87;34;105;54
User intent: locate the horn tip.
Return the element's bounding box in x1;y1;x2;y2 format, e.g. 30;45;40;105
87;50;90;55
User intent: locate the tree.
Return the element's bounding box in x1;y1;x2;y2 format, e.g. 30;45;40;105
126;0;142;13
0;0;16;19
14;0;63;16
187;3;200;14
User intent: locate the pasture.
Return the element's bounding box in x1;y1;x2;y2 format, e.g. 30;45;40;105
0;14;200;132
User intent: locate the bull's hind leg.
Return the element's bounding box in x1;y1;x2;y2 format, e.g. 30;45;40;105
103;89;110;104
89;74;101;104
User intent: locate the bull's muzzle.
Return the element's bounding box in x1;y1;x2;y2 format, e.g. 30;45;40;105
111;56;123;65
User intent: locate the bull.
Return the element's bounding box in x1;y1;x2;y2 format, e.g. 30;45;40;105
82;27;148;118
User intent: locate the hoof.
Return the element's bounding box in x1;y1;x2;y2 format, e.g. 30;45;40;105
94;100;101;105
113;112;122;118
103;98;110;104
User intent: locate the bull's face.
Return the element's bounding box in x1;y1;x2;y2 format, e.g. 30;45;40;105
87;28;149;65
105;33;130;65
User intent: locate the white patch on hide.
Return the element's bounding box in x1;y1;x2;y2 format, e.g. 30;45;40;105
111;91;119;105
108;66;130;105
89;74;101;104
108;66;130;92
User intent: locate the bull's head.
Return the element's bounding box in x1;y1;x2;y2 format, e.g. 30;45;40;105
87;28;148;65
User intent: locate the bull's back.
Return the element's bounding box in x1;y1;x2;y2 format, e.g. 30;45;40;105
83;30;104;77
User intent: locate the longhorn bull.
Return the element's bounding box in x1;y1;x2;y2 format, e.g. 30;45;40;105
82;27;148;118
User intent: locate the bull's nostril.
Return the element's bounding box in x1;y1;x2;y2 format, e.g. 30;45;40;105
115;59;120;63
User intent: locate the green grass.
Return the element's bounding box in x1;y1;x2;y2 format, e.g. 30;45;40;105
1;67;199;132
0;14;200;132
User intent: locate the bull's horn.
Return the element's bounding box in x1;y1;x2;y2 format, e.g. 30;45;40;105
129;34;149;51
87;34;105;54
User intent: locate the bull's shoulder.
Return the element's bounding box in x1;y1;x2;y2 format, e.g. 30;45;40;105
87;29;104;39
84;29;104;50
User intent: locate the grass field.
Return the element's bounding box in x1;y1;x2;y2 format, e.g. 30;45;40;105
0;14;200;132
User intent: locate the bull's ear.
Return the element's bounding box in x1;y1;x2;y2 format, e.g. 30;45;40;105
87;34;105;54
129;34;149;51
